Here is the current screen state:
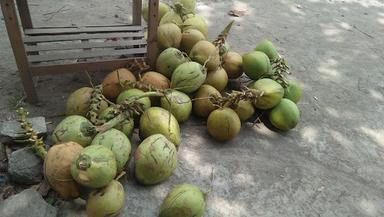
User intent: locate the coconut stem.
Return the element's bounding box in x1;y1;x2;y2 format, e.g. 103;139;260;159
16;107;47;160
212;20;235;49
271;57;290;88
87;84;104;125
210;87;264;108
77;155;91;170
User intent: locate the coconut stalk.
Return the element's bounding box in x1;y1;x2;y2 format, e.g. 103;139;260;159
210;87;264;109
270;57;290;87
212;20;234;57
16;107;47;160
87;84;105;125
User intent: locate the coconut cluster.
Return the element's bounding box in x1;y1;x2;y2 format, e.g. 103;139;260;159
42;0;303;216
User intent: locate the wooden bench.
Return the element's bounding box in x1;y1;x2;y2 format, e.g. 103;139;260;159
0;0;159;103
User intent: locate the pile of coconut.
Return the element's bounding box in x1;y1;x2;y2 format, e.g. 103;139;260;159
17;0;303;216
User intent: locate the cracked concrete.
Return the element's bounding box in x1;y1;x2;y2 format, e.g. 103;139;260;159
1;0;384;216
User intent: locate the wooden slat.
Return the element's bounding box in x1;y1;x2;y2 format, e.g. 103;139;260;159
24;25;144;35
16;0;33;29
30;58;146;76
24;32;145;43
25;39;147;52
132;0;142;25
28;47;147;62
147;0;159;69
1;0;38;103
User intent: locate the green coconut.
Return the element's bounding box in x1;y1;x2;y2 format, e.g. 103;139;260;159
207;107;241;141
159;9;183;27
134;134;177;185
91;129;131;173
71;145;117;188
182;15;208;37
180;29;206;54
156;48;189;78
139;107;181;145
52;115;96;147
248;78;284;109
142;2;170;22
160;90;192;123
160;183;205;217
223;51;243;79
98;107;134;138
242;51;272;80
193;84;221;118
171;61;207;93
66;87;108;117
284;80;302;103
190;40;220;71
269;98;300;131
234;100;255;121
173;0;195;14
158;23;182;50
86;180;125;217
205;67;228;92
116;88;151;110
254;39;279;61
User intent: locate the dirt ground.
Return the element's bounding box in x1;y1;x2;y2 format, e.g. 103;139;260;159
1;0;384;216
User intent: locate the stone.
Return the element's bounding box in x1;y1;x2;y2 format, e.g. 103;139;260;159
0;143;7;172
8;148;43;185
0;189;57;217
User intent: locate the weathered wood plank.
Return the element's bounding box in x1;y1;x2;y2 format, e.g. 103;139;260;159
132;0;142;25
15;0;33;29
28;47;147;62
24;32;145;43
25;39;147;52
30;58;145;76
24;25;143;35
147;0;159;69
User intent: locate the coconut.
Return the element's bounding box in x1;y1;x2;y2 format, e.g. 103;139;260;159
116;88;151;111
254;39;279;61
159;183;205;217
102;68;136;100
44;142;83;199
182;15;208;37
71;145;117;188
248;78;284;109
140;71;170;89
159;9;183;27
242;51;272;80
193;84;221;118
207;107;241;141
284;80;302;103
269;98;300;131
173;0;195;14
86;180;125;217
160;90;192;123
98;107;134;138
222;51;243;79
180;29;206;54
189;40;220;71
158;23;182;50
52;115;96;147
205;67;228;92
91;129;131;173
156;48;189;78
171;62;206;93
234;100;255;121
142;2;170;22
66;87;107;117
139;107;181;145
134;134;177;185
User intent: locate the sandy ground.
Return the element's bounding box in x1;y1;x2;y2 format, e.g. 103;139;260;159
1;0;384;216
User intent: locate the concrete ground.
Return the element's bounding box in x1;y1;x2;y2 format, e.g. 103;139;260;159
1;0;384;216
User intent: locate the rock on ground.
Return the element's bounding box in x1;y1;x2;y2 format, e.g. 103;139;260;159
8;148;43;185
0;188;57;217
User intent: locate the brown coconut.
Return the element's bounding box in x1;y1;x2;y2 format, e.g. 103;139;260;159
193;84;221;118
66;87;108;117
140;71;171;90
102;68;136;100
207;107;241;141
189;40;220;71
44;142;83;199
180;29;206;54
222;51;243;79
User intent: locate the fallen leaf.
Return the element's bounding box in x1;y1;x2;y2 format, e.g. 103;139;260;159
228;9;247;17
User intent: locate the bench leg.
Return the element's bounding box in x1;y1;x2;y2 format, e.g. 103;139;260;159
1;0;38;103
